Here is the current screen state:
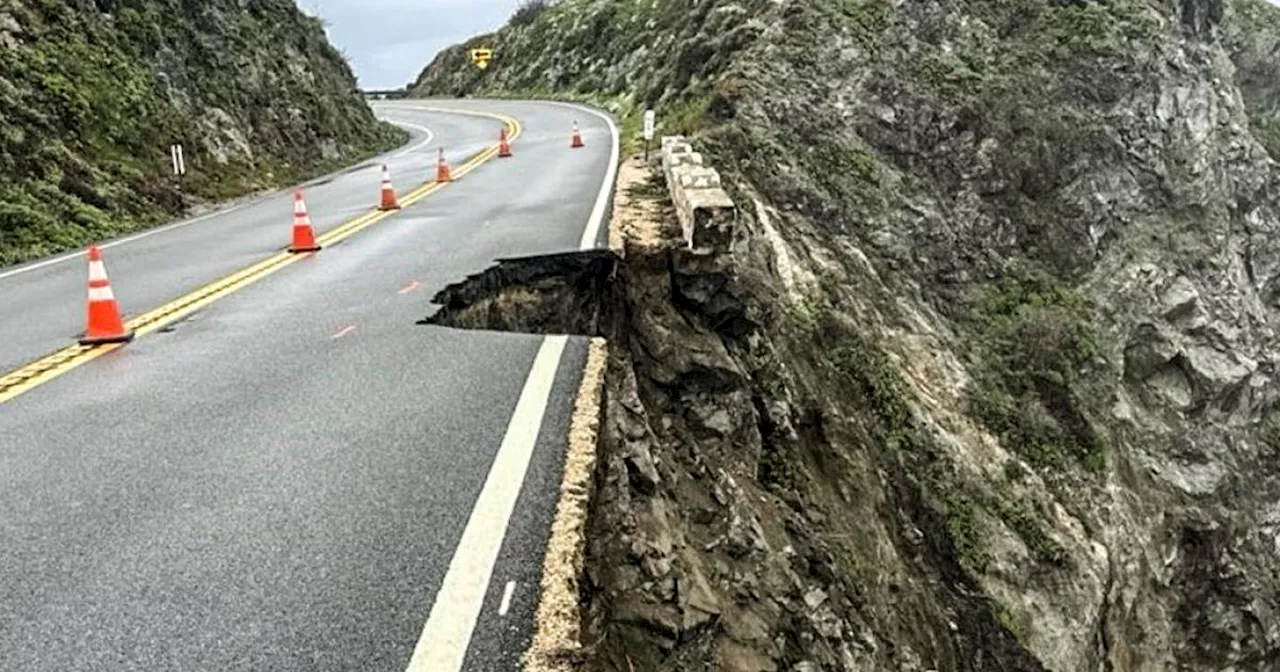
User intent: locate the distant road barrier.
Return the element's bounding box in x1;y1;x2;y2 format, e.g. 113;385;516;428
361;89;412;100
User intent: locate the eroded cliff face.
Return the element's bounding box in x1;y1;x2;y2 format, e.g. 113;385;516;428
417;0;1280;669
0;0;404;265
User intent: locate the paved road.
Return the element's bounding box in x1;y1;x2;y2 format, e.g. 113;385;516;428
0;100;617;670
0;106;503;374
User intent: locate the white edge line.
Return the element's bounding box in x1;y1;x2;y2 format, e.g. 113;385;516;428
377;99;621;251
498;581;517;617
387;119;436;158
405;335;569;672
562;103;620;251
404;100;619;671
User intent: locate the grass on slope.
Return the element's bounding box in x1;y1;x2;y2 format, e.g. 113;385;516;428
0;0;405;267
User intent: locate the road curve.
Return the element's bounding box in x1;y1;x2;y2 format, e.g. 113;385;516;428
0;106;502;374
0;99;617;670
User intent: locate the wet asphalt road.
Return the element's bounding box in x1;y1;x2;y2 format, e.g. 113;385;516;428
0;99;616;670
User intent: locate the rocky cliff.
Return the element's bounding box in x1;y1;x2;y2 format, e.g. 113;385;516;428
416;0;1280;669
0;0;405;266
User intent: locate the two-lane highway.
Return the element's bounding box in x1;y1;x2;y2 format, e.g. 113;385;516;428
0;106;505;374
0;99;618;670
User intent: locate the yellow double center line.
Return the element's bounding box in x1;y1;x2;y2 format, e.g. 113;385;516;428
0;108;520;407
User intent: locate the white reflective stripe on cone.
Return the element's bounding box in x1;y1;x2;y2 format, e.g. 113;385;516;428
88;286;115;302
88;261;108;282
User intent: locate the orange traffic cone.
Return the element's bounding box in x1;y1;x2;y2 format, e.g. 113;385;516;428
289;189;321;253
378;164;400;211
435;148;453;183
80;246;134;345
570;121;584;149
498;128;513;158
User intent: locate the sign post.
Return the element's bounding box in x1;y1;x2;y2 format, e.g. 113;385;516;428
643;109;655;162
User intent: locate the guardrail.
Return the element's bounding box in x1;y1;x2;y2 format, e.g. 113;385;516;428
660;136;737;251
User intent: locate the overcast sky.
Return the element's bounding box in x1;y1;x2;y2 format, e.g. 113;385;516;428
297;0;524;90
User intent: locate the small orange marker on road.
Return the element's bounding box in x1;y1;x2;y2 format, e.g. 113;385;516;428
79;246;134;346
570;121;584;149
435;148;453;183
378;164;401;211
289;189;321;253
498;128;512;158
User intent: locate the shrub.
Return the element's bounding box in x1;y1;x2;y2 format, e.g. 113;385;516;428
510;0;553;27
965;269;1106;470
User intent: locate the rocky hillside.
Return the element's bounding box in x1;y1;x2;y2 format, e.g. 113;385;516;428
0;0;405;266
417;0;1280;670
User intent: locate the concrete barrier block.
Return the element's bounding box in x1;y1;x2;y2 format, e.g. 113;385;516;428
666;143;693;158
685;188;735;211
662;141;697;188
659;137;738;252
677;167;721;189
667;152;704;168
669;188;734;250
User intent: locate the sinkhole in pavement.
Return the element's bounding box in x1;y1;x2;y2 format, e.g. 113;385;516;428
419;249;621;337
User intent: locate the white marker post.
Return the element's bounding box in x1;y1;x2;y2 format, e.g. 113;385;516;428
643;109;655;162
170;144;187;177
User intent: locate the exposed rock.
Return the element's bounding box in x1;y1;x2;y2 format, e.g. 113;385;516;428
415;0;1280;669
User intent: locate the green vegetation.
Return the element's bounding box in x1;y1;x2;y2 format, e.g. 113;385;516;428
992;480;1067;566
965;267;1106;472
790;302;1002;574
412;0;1134;583
786;296;823;333
510;0;553;27
663;94;715;139
1228;0;1280;160
834;0;893;42
816;142;878;184
407;0;1280;665
992;600;1027;643
943;488;991;573
0;0;404;267
409;0;746;152
758;436;807;496
828;336;914;451
915;51;984;99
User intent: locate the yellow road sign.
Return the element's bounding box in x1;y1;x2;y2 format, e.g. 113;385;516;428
469;48;494;70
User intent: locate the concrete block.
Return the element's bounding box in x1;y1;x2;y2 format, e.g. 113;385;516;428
677;167;721;189
661;135;688;151
658;137;737;252
667;152;704;168
665;143;693;158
